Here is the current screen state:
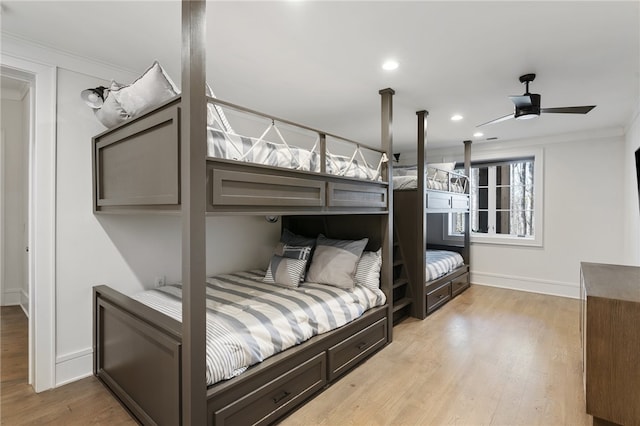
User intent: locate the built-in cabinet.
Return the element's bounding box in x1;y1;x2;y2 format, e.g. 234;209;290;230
580;262;640;426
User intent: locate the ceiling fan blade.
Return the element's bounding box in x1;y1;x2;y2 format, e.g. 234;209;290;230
477;113;514;127
540;105;596;114
509;95;532;108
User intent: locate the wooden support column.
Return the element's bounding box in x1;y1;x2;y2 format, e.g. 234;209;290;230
415;110;428;319
181;0;207;424
463;140;472;266
379;88;394;342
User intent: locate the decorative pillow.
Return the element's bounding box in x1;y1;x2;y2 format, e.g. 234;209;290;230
111;61;179;117
93;91;130;128
355;249;382;290
280;229;316;247
263;243;311;287
279;230;317;280
306;234;368;289
263;255;308;288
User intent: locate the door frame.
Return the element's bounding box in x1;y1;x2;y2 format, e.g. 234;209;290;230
1;56;57;392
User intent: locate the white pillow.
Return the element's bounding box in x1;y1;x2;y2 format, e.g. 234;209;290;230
428;162;457;181
429;162;456;172
355;249;382;290
93;91;130;128
112;61;179;117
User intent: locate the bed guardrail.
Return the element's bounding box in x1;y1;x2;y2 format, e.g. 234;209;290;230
425;166;468;194
207;96;388;182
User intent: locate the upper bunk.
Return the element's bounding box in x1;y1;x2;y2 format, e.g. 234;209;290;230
92;91;393;216
393;163;470;213
391;110;471;214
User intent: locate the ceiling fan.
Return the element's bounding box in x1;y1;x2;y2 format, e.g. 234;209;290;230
477;73;596;127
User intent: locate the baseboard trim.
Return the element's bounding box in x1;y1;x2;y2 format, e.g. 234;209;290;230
471;271;579;299
20;289;29;317
55;348;93;387
2;289;21;306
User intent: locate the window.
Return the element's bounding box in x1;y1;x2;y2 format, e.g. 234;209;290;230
449;148;543;247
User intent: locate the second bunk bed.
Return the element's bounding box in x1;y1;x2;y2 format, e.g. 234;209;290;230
392;110;471;321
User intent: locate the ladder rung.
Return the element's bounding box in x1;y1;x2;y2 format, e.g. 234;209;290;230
393;278;409;289
393;297;412;312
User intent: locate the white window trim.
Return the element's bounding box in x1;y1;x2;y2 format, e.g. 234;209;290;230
443;147;544;248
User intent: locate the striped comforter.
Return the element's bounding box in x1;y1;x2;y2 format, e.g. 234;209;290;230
207;128;379;180
426;250;464;282
392;175;466;192
132;270;386;386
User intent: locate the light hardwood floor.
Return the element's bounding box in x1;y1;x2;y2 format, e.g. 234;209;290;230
1;285;591;425
282;285;592;426
0;306;136;425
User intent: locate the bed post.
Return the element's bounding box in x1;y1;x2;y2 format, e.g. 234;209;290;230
379;88;395;342
463;140;472;266
181;0;207;424
415;110;429;319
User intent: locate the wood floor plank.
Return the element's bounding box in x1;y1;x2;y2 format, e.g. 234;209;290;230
2;285;593;425
282;285;592;426
0;306;136;426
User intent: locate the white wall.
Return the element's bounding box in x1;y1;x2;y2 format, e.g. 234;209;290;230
1;96;28;308
417;130;626;298
623;104;640;265
53;68;281;385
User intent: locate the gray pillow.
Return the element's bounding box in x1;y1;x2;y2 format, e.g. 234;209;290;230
306;234;368;289
281;229;316;247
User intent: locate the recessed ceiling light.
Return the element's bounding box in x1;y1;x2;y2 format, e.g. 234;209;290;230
451;114;463;121
473;132;484;138
382;60;399;71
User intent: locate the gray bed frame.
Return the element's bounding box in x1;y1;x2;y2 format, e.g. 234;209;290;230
393;110;472;320
92;2;395;424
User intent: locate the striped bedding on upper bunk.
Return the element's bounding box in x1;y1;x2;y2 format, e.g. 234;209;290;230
426;250;464;282
207;128;379;180
132;270;386;387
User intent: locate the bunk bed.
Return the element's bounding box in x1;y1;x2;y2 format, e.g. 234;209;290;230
392;110;471;320
92;2;395;424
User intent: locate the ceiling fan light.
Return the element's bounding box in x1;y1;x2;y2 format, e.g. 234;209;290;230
516;112;538;120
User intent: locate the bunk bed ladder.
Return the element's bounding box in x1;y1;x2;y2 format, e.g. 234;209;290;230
392;229;412;325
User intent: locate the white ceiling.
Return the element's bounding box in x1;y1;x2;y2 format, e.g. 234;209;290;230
1;1;638;151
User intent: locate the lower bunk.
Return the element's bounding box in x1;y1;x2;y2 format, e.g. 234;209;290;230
423;248;470;315
94;271;388;425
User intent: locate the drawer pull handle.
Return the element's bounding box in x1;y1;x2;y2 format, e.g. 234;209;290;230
438;294;445;299
357;342;367;350
272;391;291;404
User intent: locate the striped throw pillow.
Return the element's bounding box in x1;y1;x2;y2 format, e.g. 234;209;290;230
355;249;382;290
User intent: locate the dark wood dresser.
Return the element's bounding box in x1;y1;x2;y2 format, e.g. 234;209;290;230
580;262;640;426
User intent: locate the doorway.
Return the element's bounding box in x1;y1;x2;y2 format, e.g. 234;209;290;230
0;58;56;392
1;73;32;389
1;75;30;312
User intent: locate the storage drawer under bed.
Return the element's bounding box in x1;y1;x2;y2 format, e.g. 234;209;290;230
451;272;470;297
212;352;327;426
426;281;451;314
327;317;387;381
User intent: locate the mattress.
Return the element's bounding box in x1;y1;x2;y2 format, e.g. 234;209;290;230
207;128;381;181
426;250;464;282
132;269;386;386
